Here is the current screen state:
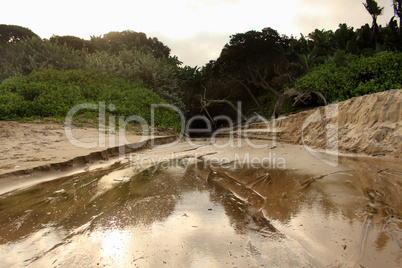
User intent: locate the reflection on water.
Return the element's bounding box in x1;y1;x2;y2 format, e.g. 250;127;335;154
0;157;401;267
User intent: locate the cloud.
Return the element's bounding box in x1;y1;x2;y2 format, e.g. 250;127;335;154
292;0;395;35
152;32;231;67
185;0;240;11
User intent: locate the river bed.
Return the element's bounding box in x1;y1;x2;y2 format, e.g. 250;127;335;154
0;141;401;267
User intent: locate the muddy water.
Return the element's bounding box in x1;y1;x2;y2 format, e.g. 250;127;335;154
0;157;401;267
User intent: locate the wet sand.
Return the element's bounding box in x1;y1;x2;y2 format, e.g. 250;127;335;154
0;139;401;267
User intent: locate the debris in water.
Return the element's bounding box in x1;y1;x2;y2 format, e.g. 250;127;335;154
54;189;66;194
113;177;130;182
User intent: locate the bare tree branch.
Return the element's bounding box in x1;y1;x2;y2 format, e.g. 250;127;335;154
239;81;262;108
272;88;327;119
246;65;281;97
200;86;247;121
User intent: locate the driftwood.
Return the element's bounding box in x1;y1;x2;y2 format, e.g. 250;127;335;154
199;87;247;127
272;88;327;119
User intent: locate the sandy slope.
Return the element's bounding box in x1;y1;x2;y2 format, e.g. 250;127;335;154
244;89;402;158
0;121;145;175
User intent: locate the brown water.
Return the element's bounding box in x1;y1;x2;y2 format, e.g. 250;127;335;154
0;157;401;267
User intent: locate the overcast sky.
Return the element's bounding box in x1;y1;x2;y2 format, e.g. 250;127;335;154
2;0;396;66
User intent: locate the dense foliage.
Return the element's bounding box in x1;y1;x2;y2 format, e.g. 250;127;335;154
85;49;182;108
199;22;401;111
0;69;181;129
50;30;171;58
0;37;183;109
294;51;402;102
0;37;86;81
0;25;39;44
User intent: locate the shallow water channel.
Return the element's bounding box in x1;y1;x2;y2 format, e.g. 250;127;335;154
0;156;401;267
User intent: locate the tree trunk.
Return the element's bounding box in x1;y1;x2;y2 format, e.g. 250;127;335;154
240;82;262;109
372;18;379;47
400;17;402;36
247;66;281;98
202;99;247;121
272;89;327;119
272;89;299;119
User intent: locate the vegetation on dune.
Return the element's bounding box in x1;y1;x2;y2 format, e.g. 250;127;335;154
85;49;182;109
294;51;402;102
0;36;183;109
0;69;181;130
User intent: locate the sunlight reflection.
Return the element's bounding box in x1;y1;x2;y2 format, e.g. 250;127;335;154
101;228;129;264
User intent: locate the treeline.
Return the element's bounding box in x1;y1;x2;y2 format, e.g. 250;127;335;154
0;25;171;58
182;0;402;118
1;0;402;126
0;26;183;128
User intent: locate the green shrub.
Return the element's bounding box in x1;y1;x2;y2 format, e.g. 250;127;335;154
294;51;402;102
0;37;184;109
0;37;86;82
0;69;181;130
86;49;183;109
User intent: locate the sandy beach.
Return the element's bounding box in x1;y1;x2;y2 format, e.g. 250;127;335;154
0;121;147;176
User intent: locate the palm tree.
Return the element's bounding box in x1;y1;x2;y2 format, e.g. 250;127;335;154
393;0;402;35
307;29;334;64
363;0;384;44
